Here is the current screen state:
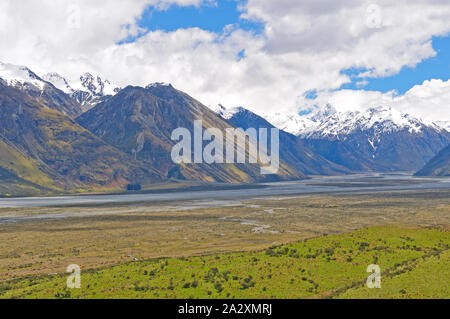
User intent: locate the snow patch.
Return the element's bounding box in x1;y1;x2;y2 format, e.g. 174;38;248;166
0;62;46;90
265;105;429;138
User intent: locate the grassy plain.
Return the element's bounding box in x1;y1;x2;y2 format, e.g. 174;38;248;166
0;189;448;298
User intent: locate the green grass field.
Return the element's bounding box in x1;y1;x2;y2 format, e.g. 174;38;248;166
1;226;448;299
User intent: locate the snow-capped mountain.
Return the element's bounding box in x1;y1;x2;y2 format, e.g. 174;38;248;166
43;72;121;111
265;105;450;172
146;82;172;89
216;105;350;176
435;121;450;131
265;105;448;138
266;105;337;136
0;62;120;112
0;61;47;91
0;62;82;117
212;104;248;120
41;72;73;94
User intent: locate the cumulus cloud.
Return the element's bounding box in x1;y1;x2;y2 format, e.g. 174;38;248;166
301;79;450;123
0;0;449;122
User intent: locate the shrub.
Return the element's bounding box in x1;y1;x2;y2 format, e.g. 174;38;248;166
240;276;256;290
214;282;224;293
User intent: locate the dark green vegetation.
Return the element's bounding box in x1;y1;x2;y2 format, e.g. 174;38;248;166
416;144;450;177
1;226;448;299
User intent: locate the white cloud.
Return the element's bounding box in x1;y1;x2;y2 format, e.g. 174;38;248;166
0;0;449;122
302;79;450;123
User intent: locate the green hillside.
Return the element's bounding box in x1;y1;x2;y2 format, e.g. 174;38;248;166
2;226;448;299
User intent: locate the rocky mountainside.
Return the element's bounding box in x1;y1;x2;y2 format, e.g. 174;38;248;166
0;82;161;195
415;145;450;176
215;106;350;176
0;136;61;196
0;62;83;117
266;106;450;172
77;84;306;183
43;72;120;112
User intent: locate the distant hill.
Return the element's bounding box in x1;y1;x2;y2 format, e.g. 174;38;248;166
215;106;350;176
77;84;306;183
415;145;450;176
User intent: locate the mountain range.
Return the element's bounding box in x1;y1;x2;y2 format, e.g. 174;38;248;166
265;105;450;173
214;105;350;176
0;80;161;196
0;61;449;196
76;84;305;184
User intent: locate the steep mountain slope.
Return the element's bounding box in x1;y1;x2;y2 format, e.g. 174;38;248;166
0;82;161;194
266;106;450;172
415;145;450;176
43;72;120;111
0;137;62;196
0;62;82;117
77;84;305;183
216;106;350;176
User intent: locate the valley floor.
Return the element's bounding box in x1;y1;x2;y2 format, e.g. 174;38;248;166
0;189;449;299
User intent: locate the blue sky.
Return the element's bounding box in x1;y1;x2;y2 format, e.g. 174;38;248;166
138;0;263;34
341;36;450;94
136;1;450;97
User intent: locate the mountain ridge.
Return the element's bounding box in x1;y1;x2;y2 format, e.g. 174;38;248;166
214;106;351;176
76;84;307;184
0;82;162;195
261;105;450;172
0;62;83;117
43;72;120;112
1;61;449;196
415;144;450;176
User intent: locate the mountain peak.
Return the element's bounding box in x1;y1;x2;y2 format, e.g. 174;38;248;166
42;71;121;111
212;105;247;120
77;72;119;96
265;105;429;137
42;72;72;94
80;72;95;80
0;61;46;90
146;82;173;89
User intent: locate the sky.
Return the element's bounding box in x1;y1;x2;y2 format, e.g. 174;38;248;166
0;0;449;122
